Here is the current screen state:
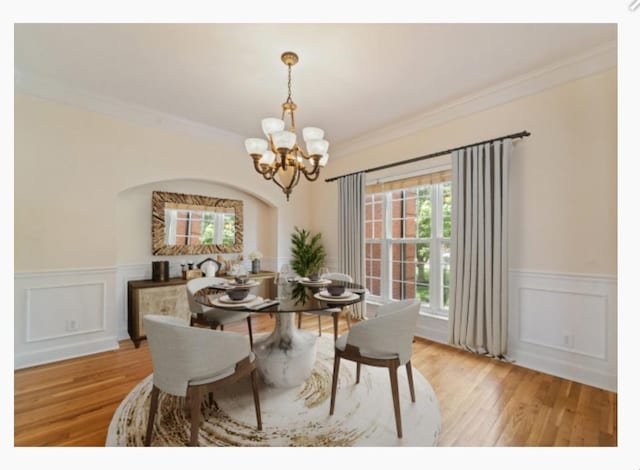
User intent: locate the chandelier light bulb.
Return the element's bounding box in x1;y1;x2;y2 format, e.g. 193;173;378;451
245;138;269;155
272;130;297;150
319;153;329;167
306;139;329;156
303;127;325;142
260;150;276;165
261;117;285;137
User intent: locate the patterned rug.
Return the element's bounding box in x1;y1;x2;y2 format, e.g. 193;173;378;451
106;334;441;446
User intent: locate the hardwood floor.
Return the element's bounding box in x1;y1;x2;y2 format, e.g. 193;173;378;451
13;313;617;447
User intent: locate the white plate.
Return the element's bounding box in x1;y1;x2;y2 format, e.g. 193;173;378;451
314;292;360;303
318;289;351;299
217;293;257;304
299;278;331;286
228;280;260;288
211;295;264;309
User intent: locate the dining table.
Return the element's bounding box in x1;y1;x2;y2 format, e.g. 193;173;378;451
194;277;366;388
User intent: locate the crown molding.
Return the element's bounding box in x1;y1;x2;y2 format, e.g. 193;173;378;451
14;69;246;147
15;40;616;156
331;41;617;159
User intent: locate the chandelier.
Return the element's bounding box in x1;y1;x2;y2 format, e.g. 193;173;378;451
244;51;329;201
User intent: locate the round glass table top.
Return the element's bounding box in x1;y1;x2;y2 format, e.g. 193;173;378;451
194;279;365;313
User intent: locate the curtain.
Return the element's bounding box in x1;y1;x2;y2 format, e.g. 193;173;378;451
338;172;367;320
448;139;512;357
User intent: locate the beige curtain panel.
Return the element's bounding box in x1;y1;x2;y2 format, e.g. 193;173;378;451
448;139;512;357
338;172;367;320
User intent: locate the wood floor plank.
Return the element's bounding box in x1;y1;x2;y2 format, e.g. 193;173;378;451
13;314;617;447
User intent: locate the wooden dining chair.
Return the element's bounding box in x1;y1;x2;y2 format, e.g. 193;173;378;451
329;298;420;438
143;314;262;446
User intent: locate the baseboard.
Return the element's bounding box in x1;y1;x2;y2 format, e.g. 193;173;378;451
508;348;617;392
15;337;119;370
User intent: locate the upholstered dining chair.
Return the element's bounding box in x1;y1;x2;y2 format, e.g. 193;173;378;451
329;298;420;438
297;272;354;341
186;276;254;348
143;314;262;446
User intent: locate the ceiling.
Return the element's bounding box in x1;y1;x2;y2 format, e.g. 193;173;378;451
14;23;616;148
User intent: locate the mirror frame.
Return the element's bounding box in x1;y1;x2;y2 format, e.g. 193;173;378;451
151;190;244;255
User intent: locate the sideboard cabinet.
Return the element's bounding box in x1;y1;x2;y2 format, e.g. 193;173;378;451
127;271;277;347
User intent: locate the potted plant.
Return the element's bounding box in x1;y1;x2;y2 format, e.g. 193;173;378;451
290;227;326;279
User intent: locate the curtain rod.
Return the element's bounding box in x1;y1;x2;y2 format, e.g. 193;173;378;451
324;130;531;183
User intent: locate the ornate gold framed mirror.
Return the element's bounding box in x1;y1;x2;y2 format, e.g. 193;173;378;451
152;191;243;255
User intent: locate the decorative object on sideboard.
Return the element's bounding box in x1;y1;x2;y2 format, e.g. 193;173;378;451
243;51;330;201
180;260;203;280
151;261;170;282
216;254;244;275
197;257;221;277
152;190;244;256
249;251;263;274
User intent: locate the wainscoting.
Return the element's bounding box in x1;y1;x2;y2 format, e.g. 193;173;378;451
508;270;617;392
15;266;617;392
413;269;617;392
14;267;119;369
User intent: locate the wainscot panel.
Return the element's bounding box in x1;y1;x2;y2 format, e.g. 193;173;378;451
508;270;617;391
14;267;119;369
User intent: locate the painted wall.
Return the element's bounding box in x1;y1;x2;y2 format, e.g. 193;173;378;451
312;69;617;390
15;93;311;271
14;93;311;367
314;68;617;276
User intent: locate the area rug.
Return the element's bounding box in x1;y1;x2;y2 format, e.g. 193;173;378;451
106;334;441;446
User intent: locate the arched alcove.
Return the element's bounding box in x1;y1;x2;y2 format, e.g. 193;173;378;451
115;178;278;272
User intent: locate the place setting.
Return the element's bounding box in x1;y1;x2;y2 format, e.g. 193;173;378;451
313;283;360;303
209;287;263;309
298;267;332;287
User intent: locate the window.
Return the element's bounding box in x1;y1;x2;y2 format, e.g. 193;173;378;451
365;173;452;316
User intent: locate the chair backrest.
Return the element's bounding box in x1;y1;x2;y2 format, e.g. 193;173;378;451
186;276;227;314
325;272;353;283
346;298;420;365
144;314;250;397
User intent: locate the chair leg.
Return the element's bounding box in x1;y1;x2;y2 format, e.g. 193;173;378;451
333;313;338;342
246;316;254;349
297;312;302;328
388;363;403;438
329;351;341;415
346;311;351;329
406;361;416;403
144;385;160;446
356;363;361;384
189;387;202;446
317;315;322;336
250;368;263;431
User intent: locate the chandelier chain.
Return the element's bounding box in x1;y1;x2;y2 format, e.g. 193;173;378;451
287;64;293;103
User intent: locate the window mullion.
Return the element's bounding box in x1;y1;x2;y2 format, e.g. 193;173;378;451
431;184;441;311
383;192;392;302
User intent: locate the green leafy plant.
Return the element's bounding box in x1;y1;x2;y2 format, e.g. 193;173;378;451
290;226;326;277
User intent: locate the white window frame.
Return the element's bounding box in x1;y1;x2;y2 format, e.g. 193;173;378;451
365;179;451;318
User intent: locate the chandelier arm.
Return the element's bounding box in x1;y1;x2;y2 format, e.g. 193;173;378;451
251;156;276;177
296;147;312;160
300;163;322;182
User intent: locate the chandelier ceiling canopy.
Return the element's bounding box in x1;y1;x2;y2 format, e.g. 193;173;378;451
244;51;329;201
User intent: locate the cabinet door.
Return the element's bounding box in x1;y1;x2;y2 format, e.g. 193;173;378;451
136;285;191;337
